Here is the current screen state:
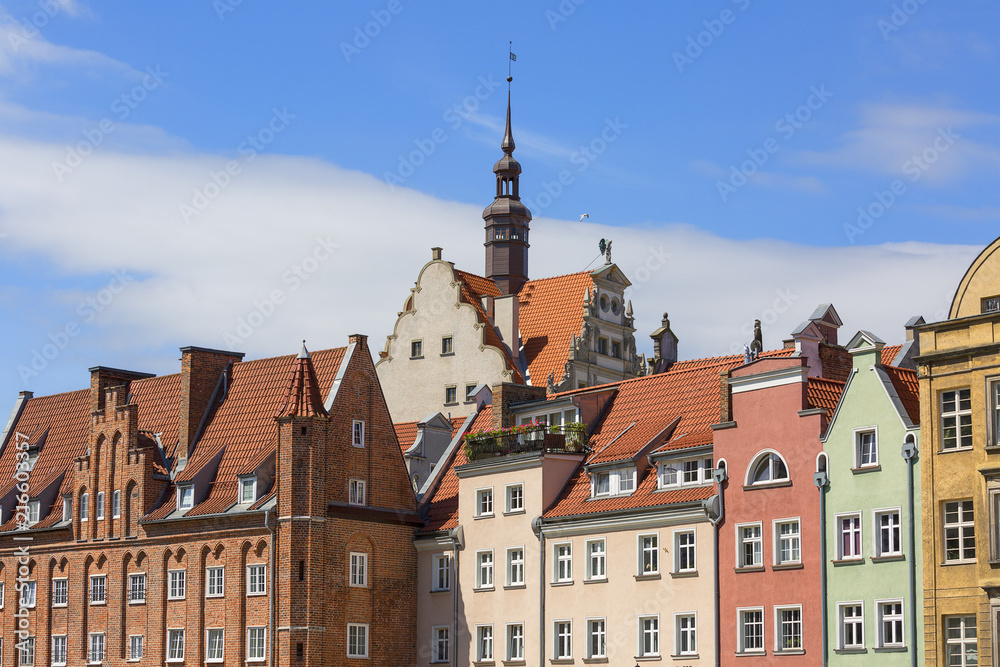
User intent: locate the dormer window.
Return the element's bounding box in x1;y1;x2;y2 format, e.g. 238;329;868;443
240;477;257;505
26;499;40;526
659;457;714;489
178;485;194;511
62;496;72;522
591;467;636;498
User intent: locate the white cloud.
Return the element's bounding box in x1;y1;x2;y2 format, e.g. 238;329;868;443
689;159;827;195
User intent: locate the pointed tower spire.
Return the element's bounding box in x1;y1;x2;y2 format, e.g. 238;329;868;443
502;90;515;154
279;341;327;418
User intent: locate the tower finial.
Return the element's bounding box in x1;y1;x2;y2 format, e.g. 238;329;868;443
503;43;516;154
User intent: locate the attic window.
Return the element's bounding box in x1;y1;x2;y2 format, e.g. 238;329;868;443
983;296;1000;314
26;499;40;526
240;477;257;505
178;485;194;511
591;468;636;498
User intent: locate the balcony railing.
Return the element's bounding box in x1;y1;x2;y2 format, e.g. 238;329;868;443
463;424;588;462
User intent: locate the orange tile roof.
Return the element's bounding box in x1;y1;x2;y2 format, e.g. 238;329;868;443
806;377;846;416
881;344;902;367
545;468;715;519
884;366;920;425
518;271;594;387
420;408;493;533
453;270;524;383
130;373;182;460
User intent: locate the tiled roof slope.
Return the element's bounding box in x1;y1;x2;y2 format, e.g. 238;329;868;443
518;271;594;387
453;269;524;384
395;417;465;453
421;408;493;533
669;348;795;373
806;377;846;416
130;373;182;460
884;366;920;425
881;344;902;367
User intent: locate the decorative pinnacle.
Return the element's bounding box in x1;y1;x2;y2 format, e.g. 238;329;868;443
298;340;311;359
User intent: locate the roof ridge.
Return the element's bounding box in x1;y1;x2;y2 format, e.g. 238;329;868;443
523;269;594;284
232;346;348;369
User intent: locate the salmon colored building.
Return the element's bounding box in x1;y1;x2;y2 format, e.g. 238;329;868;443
714;306;848;664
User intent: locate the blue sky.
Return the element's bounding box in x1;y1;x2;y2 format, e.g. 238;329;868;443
0;1;996;404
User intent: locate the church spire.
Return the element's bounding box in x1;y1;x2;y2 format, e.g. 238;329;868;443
501;90;515;154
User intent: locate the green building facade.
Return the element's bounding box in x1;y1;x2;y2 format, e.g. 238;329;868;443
821;331;922;665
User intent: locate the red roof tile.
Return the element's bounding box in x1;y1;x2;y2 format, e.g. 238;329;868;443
881;344;902;367
806;377;846;416
518;271;594;387
545;467;714;519
130;374;182;460
884;366;920;425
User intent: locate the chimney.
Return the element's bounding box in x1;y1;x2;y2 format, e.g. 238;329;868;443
178;347;244;460
493;295;520;367
88;367;155;413
893;316;926;370
431;247;442;261
649;313;679;374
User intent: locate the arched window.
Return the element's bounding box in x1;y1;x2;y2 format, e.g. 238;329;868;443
748;452;789;485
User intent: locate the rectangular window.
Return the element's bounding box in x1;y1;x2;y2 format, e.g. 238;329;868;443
347;624;368;659
660;463;678;486
554;543;572;582
168;570;186;600
738;524;763;567
878;600;904;648
247;627;267;661
676;614;697;656
81;493;89;521
432;626;450;663
507;624;524;661
477;625;494;661
587;539;606;580
639;615;659;657
840;603;864;649
62;496;72;522
26;499;39;524
129;573;146;603
90;575;106;604
410;340;422;358
247;564;266;596
465;383;478;401
993;381;1000;446
739;608;764;653
112;489;121;518
857;429;878;467
776;606;803;652
618;468;635;494
941;389;973;450
445;386;457;404
96;492;105;519
167;629;184;662
675;530;696;572
476;488;494;517
597;337;608;356
506;483;524;513
776;519;801;564
240;477;256;504
19;636;34;666
207;629;224;662
876;510;902;556
90;633;106;664
594;471;610;496
640;534;659;574
433;554;450;591
350;552;368;587
945;615;977;666
683;460;700;484
349;479;366;506
178;485;193;510
206;566;225;597
52;578;68;606
51;636;67;666
352;420;365;447
129;635;144;661
554;621;572;659
20;580;36;607
985;296;1000;313
838;515;862;559
944;500;976;562
587;619;606;659
507;547;524;586
441;336;453;354
611;340;622;359
477;550;494;589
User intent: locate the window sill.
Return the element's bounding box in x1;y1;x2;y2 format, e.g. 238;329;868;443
247;591;267;597
409;356;424;360
851;465;881;474
474;662;496;666
551;660;575;665
671;654;698;660
940;560;976;566
128;600;146;605
474;514;495;520
834;648;867;654
871;554;905;563
473;586;495;593
670;570;698;578
832;558;864;566
634;573;661;581
503;510;526;517
583;659;609;664
735;651;766;657
53;603;68;608
430;588;451;594
734;566;764;573
503;584;526;591
874;646;908;653
90;601;106;606
634;657;662;662
772;563;803;571
938;447;974;454
501;661;526;666
206;594;225;598
444;402;459;407
584;578;608;584
550;580;574;587
774;649;805;655
440;352;455;357
742;480;792;491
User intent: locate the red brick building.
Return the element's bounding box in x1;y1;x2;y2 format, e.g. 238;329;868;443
0;335;419;666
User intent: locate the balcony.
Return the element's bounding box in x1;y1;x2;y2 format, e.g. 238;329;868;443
462;424;588;462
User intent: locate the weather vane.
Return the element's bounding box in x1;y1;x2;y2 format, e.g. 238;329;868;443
508;41;516;88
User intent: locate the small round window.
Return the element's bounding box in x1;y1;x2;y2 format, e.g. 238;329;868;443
611;298;621;315
600;294;610;311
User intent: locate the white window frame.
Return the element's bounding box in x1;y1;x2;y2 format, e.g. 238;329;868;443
206;628;225;663
247;564;267;596
876;598;905;648
854;426;879;468
874;508;902;557
638;614;660;658
62;496;72;522
553;542;573;582
838;602;865;649
177;485;194;511
553;619;573;660
352;420;365;448
96;491;105;520
51;635;67;666
240;476;257;505
206;565;225;597
507;623;525;661
774;518;801;565
737;607;765;654
445;385;458;405
506;546;525;587
441;335;453;355
736;522;763;568
941;388;973;451
80;492;89;521
168;569;186;600
674;529;696;573
505;483;524;514
129;634;144;661
775;605;803;653
476;487;494;517
129;572;146;604
591;467;638;497
836;512;863;560
476;549;494;589
26;499;40;525
112;489;121;518
432;553;450;592
675;612;697;657
88;632;106;665
476;625;494;662
746;449;790;486
586;618;606;659
52;577;68;607
19;635;35;666
431;625;450;663
347;624;368;659
350;552;368;588
349;478;366;506
586;538;607;581
166;629;185;662
944;499;976;563
639;533;659;575
20;579;36;607
944;615;977;666
90;574;107;605
247;627;267;662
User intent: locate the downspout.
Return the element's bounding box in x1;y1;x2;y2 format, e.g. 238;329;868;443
448;526;465;667
708;467;727;667
532;517;545;667
814;469;830;667
264;507;276;667
902;436;918;667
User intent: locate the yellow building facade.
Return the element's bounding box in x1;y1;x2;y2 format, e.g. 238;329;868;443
918;236;1000;666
